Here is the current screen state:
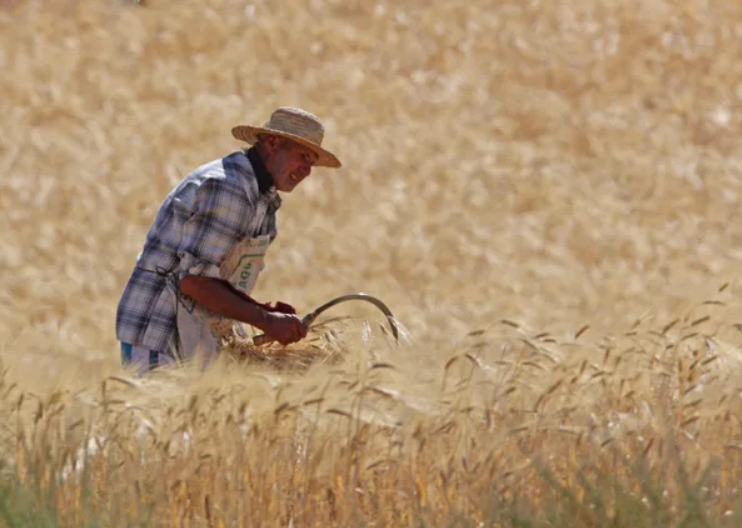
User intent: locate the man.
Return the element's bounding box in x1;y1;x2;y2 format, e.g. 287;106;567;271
116;107;341;372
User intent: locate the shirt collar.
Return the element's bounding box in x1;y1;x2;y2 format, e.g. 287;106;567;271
246;147;275;195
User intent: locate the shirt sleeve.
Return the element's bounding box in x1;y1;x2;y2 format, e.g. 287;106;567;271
176;178;253;280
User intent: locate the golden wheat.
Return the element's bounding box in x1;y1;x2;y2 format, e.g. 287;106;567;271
5;0;742;525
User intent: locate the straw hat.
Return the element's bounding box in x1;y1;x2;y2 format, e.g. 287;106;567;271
232;107;341;168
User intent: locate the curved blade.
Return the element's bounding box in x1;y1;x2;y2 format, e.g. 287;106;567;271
253;292;400;346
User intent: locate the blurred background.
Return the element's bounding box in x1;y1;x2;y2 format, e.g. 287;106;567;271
3;0;742;380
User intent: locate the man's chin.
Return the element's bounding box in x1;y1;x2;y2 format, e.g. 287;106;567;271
276;183;297;193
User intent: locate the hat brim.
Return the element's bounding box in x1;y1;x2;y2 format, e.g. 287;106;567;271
232;125;341;168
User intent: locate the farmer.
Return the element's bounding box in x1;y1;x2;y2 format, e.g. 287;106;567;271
115;107;341;373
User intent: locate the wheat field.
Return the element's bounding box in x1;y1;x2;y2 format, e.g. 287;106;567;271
4;0;742;526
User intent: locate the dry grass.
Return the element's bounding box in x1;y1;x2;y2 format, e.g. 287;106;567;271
4;0;742;525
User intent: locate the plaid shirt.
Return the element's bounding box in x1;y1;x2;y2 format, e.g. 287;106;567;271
116;149;282;353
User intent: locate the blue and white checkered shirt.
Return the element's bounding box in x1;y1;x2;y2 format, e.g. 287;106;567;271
115;149;282;354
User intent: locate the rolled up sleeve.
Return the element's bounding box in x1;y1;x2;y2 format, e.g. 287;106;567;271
176;179;253;281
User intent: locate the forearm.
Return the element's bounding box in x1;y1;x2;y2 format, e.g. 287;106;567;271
179;275;269;330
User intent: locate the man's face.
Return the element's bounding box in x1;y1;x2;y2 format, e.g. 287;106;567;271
264;137;319;193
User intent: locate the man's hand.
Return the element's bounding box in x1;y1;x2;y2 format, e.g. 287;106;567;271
265;301;297;315
261;311;308;346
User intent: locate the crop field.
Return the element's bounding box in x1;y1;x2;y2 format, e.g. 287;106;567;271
4;0;742;525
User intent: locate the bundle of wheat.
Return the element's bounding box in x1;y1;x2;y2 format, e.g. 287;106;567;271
219;320;348;371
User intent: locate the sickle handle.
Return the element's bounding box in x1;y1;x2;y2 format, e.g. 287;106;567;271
252;313;316;347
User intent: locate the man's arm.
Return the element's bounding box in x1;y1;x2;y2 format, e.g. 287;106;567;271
174;177;306;345
179;275;307;345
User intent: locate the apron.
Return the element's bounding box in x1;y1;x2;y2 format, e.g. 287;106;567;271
173;233;273;365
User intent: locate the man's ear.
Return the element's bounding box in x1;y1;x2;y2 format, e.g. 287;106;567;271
263;135;283;154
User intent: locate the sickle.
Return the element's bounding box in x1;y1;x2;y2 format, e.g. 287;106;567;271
252;292;400;347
